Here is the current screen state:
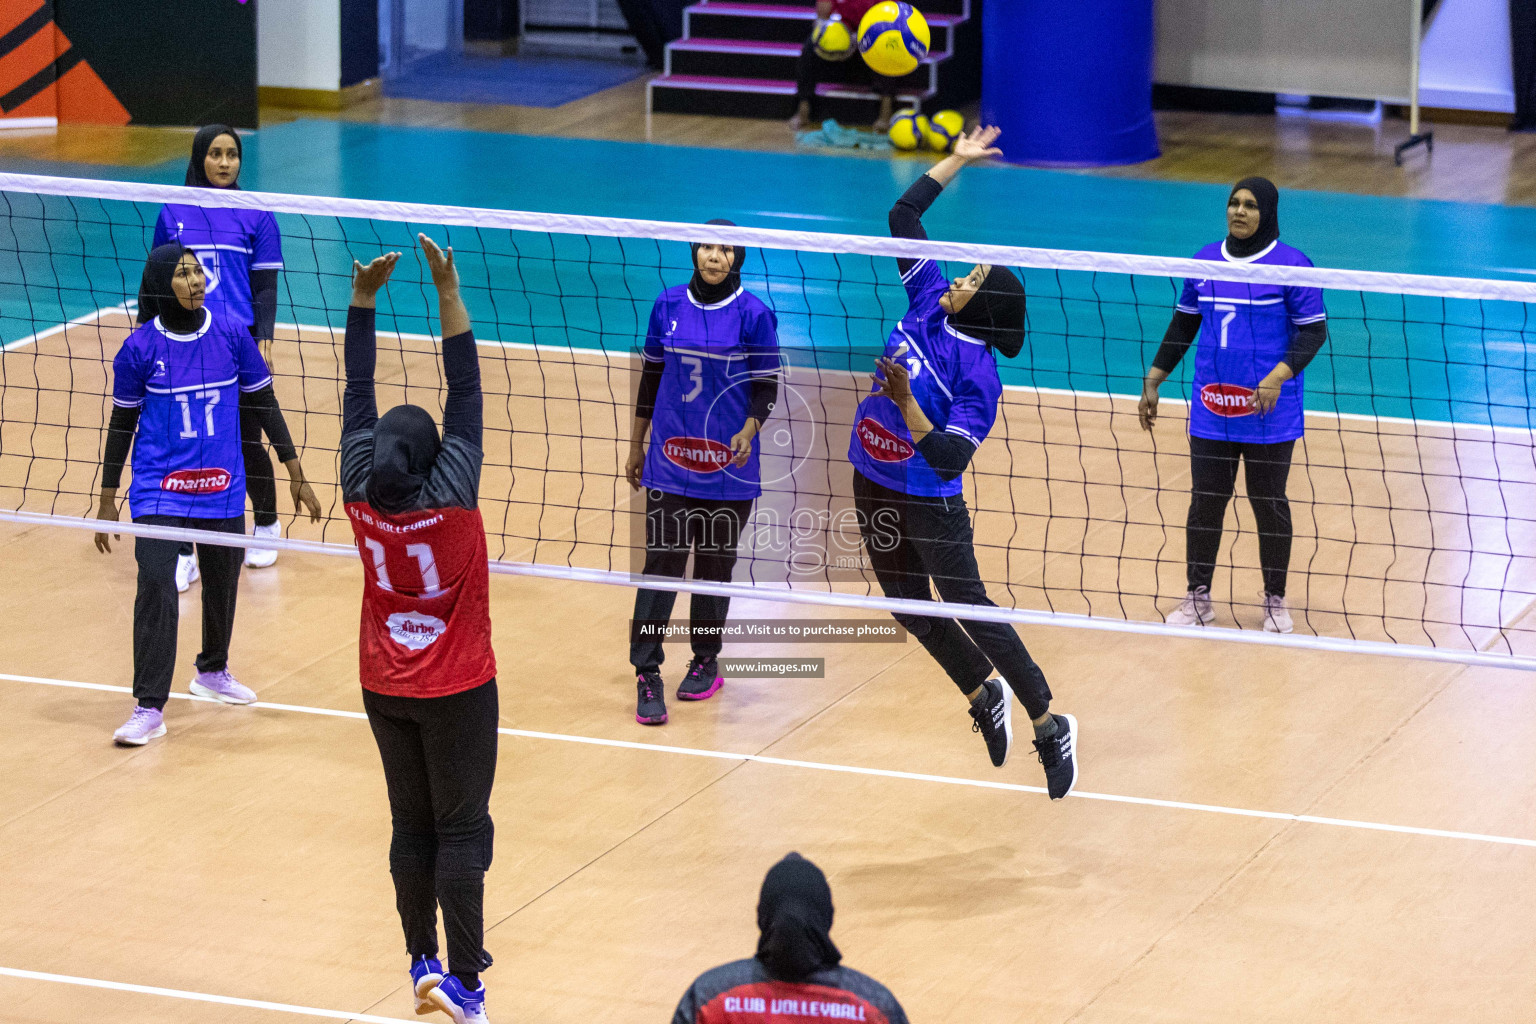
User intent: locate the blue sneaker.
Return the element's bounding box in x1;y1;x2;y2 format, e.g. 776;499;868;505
409;955;443;1016
429;975;489;1024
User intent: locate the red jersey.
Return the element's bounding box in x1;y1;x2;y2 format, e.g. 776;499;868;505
673;961;907;1024
828;0;877;26
346;500;496;698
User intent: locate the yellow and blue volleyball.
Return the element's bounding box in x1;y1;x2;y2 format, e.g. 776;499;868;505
857;2;930;78
923;109;963;152
888;111;929;151
811;18;853;61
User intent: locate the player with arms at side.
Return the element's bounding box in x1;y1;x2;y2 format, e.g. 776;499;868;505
847;126;1078;796
152;125;288;587
96;244;320;747
341;238;499;1024
1139;177;1327;633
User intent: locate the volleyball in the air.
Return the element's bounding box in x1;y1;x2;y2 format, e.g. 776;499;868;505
924;109;963;152
888;111;929;151
812;18;853;61
858;2;930;78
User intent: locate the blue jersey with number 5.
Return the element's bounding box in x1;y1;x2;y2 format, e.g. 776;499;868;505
111;312;273;518
153;204;283;330
640;284;781;500
847;258;1002;497
1177;240;1326;444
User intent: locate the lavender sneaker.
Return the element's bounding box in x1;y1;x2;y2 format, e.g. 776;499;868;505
409;955;444;1015
113;706;165;746
429;975;489;1024
189;669;256;705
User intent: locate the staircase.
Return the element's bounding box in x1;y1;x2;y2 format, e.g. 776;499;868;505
647;0;979;122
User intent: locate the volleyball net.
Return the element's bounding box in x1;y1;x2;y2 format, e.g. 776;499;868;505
2;172;1536;669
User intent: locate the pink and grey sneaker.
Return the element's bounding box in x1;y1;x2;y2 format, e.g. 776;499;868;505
428;975;489;1024
113;706;166;746
676;655;723;701
636;669;668;725
409;955;444;1016
189;669;257;705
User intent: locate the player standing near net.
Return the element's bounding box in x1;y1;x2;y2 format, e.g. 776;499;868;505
341;238;498;1024
151;124;286;591
1138;177;1327;634
625;221;781;726
847;125;1077;797
95;244;320;746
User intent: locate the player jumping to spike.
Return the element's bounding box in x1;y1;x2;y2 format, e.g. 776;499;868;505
847;125;1078;798
341;237;499;1024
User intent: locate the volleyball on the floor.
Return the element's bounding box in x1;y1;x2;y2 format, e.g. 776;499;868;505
857;2;930;77
924;109;963;152
888;111;929;151
811;18;853;61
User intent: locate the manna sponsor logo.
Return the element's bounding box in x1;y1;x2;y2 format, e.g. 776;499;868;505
160;468;232;493
663;436;733;474
1200;382;1256;417
856;417;914;462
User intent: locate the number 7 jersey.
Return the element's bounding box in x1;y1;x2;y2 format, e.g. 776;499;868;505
342;435;497;698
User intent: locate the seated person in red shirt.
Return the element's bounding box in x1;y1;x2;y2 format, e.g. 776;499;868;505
672;853;909;1024
790;0;899;132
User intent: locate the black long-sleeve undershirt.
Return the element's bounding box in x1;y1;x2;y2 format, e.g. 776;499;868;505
250;268;279;341
100;384;294;490
915;431;975;482
440;326;482;448
343;305;380;438
889;173;944;277
1151;311;1327;376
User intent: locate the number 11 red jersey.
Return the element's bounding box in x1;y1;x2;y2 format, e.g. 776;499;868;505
345;501;496;698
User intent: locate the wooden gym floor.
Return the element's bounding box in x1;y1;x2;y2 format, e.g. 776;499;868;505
3;309;1536;1022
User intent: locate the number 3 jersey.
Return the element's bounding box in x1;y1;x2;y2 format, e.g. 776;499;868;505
111;312;273;518
340;432;497;699
640;283;781;501
1177;239;1326;444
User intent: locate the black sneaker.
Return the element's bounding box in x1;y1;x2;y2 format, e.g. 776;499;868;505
677;655;723;701
635;670;668;725
968;677;1013;768
1033;713;1079;799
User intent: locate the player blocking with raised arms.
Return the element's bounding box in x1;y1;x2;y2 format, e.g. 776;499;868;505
341;238;498;1024
847;126;1078;797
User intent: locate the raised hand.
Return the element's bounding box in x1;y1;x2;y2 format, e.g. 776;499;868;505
952;125;1003;163
418;233;460;293
351;252;400;304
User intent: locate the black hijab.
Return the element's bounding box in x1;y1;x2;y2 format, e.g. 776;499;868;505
366;404;443;515
185;124;242;189
948;265;1027;359
1225;176;1279;259
755;853;842;982
136;242;205;334
689;218;745;306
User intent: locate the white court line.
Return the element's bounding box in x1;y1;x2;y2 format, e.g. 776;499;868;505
7;671;1536;851
0;966;416;1023
1;302;130;351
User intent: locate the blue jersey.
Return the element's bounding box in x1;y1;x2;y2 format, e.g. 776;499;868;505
640;284;781;501
153;204;283;330
111;311;273;518
1177;240;1327;444
847;259;1002;497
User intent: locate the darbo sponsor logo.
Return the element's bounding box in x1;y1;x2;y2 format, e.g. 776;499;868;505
856;417;913;462
161;468;232;493
1200;383;1255;417
663;436;732;474
386;611;447;651
721;996;867;1019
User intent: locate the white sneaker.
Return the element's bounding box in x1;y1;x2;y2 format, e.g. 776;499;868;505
113;706;166;746
175;553;200;593
1262;592;1294;633
1166;586;1214;626
244;522;280;568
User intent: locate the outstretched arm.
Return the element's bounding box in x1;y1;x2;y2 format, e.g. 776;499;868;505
420;233;481;449
343;253;399;437
888;125;1003;279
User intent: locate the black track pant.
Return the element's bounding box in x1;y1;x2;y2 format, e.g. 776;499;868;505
175;408;275;557
1186;435;1296;597
364;679;499;982
630;489;754;671
795;40;902;109
132;514;245;710
852;472;1053;719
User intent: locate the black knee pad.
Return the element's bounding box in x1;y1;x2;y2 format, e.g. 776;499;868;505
435;816;494;879
892;613;932;641
389;830;438;875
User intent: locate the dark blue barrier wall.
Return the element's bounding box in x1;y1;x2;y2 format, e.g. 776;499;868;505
980;0;1159;166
